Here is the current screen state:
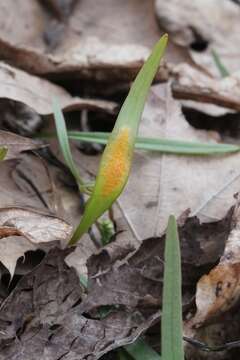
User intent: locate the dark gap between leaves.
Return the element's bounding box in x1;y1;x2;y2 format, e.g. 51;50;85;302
182;106;240;139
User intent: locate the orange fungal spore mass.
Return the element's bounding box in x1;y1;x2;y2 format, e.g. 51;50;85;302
100;128;131;197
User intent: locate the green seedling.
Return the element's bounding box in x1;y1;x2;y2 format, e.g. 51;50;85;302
67;130;240;156
161;216;184;360
0;147;7;161
65;34;168;244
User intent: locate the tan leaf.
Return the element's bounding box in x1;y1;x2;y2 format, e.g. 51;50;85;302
155;0;240;76
113;84;240;241
185;200;240;333
172;63;240;112
0;0;179;82
0;236;37;278
0;62;116;115
0;207;72;244
0;129;43;159
0;207;72;277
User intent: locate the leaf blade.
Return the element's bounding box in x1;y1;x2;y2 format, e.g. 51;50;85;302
161;215;184;360
67;131;240;155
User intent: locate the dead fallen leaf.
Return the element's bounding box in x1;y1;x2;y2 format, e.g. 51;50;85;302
0;153;54;211
0;248;160;360
0;207;72;244
186;199;240;330
77;211;232;314
155;0;240;76
0;62;116;115
0;236;37;278
0;129;43;160
113;84;240;240
172;63;240;112
0;0;183;82
0;207;72;277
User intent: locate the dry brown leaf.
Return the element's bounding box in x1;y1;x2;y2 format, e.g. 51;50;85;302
0;248;160;360
0;207;72;277
172;63;240;112
155;0;240;76
0;129;43;159
0;207;72;244
0;236;37;278
186;200;240;331
112;84;240;241
0;154;54;211
0;62;116;115
0;0;183;82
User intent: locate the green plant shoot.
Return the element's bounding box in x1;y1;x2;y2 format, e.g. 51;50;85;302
69;34;168;244
161;216;184;360
0;147;7;161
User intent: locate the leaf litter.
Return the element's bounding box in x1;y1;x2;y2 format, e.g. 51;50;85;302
1;2;240;360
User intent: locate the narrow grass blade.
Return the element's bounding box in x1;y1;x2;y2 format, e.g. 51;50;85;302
69;35;168;244
161;216;184;360
68;131;240;155
211;49;230;78
52;99;84;187
125;339;161;360
0;147;7;160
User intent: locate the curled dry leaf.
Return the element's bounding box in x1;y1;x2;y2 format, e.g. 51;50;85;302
172;63;240;112
0;207;72;277
0;0;176;82
0;207;72;244
0;236;37;278
0;129;43;160
155;0;240;76
0;62;116;115
186;200;240;331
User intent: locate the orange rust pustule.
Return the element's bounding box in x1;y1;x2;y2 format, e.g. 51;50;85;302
100;128;131;197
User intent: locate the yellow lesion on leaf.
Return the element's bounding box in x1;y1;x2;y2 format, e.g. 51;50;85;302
100;128;131;197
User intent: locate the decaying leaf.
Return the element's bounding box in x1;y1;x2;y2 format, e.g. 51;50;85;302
0;207;72;277
0;207;72;244
77;210;233;314
172;63;240;112
0;129;43;160
0;248;160;360
112;84;240;241
186;199;240;330
0;62;116;115
0;0;180;82
155;0;240;76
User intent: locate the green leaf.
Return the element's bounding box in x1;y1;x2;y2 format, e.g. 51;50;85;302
52;99;84;188
211;49;230;78
0;147;7;161
161;216;184;360
68;131;240;156
125;339;161;360
69;35;168;245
